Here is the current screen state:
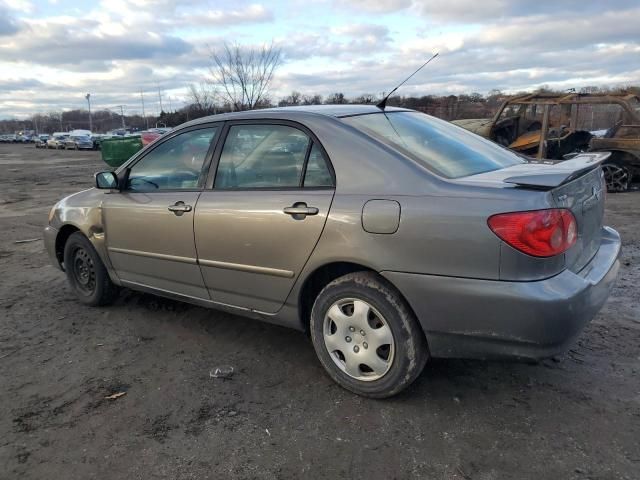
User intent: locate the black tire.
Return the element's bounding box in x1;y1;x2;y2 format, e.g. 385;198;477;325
310;271;428;398
602;160;631;193
63;232;118;306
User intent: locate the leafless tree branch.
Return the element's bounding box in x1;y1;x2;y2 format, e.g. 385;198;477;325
209;41;282;111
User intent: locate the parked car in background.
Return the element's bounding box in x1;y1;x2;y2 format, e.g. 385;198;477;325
45;105;620;398
107;129;128;137
47;134;68;149
140;127;172;146
34;135;50;148
64;135;94;150
69;129;92;138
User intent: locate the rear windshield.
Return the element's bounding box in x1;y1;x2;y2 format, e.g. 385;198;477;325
342;111;524;178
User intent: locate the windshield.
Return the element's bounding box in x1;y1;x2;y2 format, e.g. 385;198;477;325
342;111;525;178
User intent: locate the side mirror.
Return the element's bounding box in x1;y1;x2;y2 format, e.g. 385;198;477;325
95;171;118;190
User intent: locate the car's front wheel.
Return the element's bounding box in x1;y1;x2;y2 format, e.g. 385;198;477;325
63;232;118;306
310;272;428;398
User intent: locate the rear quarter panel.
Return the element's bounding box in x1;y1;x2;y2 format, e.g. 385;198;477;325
301;188;557;283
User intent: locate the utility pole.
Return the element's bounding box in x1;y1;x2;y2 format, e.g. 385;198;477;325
167;95;173;113
85;93;92;132
115;105;126;129
140;91;148;128
158;88;164;114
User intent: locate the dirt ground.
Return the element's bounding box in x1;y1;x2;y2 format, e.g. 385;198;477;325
0;143;638;480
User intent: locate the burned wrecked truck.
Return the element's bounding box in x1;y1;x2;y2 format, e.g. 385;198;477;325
453;93;640;192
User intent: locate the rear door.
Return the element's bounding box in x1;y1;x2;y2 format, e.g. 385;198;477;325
103;126;220;298
194;121;335;313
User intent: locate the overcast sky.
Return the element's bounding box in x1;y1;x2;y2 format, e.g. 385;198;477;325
0;0;639;119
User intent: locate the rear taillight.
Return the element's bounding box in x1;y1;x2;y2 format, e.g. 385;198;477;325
488;209;577;257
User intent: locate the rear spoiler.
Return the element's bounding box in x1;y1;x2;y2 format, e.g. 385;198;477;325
504;152;610;189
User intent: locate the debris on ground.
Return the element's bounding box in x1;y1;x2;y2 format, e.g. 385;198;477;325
105;392;127;400
14;238;41;244
209;365;234;379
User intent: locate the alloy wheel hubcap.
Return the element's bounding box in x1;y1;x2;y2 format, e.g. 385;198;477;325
323;298;394;381
73;248;96;294
602;164;629;192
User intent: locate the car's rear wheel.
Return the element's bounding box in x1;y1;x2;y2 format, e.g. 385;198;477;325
602;160;631;192
310;272;428;398
63;232;118;306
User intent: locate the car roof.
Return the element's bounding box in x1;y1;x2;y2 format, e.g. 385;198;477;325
183;104;411;127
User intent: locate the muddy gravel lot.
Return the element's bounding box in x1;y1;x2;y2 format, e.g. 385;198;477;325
0;143;638;479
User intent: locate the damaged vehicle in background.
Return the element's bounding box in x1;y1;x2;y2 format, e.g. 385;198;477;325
453;93;640;192
44;105;620;398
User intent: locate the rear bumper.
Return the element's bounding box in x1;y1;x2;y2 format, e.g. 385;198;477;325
382;226;621;360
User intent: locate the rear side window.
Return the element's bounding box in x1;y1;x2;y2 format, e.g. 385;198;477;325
303;144;333;187
343;112;524;178
215;124;335;189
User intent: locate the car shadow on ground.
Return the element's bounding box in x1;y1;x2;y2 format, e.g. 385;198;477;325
111;287;561;405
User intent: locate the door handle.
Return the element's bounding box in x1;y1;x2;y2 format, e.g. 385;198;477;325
283;203;319;218
168;201;193;216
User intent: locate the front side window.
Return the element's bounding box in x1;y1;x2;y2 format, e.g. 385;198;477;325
127;127;217;191
343;112;524;178
215;125;310;188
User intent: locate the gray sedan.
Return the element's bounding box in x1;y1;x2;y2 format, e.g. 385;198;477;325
44;105;620;397
64;135;95;150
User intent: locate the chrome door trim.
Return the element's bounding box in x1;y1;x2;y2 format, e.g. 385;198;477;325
197;258;295;278
108;247;198;265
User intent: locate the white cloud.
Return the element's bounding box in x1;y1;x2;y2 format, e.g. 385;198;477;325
335;0;411;14
0;1;638;118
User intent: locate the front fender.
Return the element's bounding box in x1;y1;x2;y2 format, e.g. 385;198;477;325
48;189;121;285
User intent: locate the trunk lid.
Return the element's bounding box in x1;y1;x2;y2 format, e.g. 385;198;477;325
551;166;605;272
458;153;608;272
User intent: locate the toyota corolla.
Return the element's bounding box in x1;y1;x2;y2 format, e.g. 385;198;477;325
44;105;620;397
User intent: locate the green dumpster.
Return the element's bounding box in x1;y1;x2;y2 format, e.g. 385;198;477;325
100;136;143;168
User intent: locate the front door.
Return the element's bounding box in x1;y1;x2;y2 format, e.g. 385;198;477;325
103;126;220;298
194;122;335;313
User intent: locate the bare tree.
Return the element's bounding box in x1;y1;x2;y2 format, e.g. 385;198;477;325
353;93;376;104
325;92;346;104
302;94;322;105
210;42;282;111
187;82;218;114
279;91;303;107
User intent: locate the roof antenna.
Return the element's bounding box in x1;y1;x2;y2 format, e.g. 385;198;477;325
376;52;439;110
